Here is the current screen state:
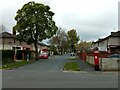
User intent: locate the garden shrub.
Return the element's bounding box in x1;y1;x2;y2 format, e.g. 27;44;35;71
2;58;15;64
16;50;32;60
1;50;33;64
1;50;15;64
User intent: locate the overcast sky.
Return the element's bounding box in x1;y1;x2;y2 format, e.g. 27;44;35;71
0;0;119;42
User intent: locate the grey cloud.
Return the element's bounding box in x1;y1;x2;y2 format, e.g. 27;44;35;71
53;7;118;41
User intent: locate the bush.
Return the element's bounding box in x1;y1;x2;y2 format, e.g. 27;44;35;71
16;50;32;60
1;50;34;64
2;58;15;64
2;50;15;64
2;50;15;59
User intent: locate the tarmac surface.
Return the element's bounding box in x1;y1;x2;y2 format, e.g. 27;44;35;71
2;54;118;88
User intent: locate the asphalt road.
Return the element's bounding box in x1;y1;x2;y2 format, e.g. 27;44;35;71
2;54;118;88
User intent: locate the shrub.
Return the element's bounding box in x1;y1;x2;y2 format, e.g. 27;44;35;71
1;50;34;64
2;50;15;59
16;50;32;60
2;58;15;64
2;50;15;64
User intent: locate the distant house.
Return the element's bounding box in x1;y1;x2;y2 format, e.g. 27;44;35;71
0;32;31;50
92;31;120;54
0;32;49;52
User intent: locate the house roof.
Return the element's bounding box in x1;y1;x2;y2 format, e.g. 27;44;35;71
0;31;49;47
110;31;120;37
93;31;120;44
0;32;15;38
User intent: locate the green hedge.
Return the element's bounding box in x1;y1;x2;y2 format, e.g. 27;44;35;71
1;50;15;64
16;50;34;60
2;58;14;64
1;50;34;64
2;50;15;59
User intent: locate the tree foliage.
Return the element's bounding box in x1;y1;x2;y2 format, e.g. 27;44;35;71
67;29;79;44
77;41;92;51
13;1;58;60
67;29;79;52
49;27;69;54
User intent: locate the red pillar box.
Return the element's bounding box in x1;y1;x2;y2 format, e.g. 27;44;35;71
94;51;100;71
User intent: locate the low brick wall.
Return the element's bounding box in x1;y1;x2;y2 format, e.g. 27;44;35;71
78;52;110;61
78;52;87;62
86;56;120;71
86;56;94;65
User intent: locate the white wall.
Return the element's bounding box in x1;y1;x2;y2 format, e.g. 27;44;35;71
86;56;119;71
1;45;12;50
98;40;108;51
108;37;119;46
101;58;119;71
0;45;2;50
92;37;120;52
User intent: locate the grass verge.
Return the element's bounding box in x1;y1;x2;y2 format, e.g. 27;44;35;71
63;61;80;71
2;61;34;70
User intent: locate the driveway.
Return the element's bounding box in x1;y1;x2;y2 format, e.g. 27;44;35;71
2;54;118;88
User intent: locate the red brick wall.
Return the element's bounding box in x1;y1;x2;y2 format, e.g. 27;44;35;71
78;51;111;61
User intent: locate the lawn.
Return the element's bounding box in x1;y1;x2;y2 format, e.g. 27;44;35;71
2;61;34;69
63;61;80;71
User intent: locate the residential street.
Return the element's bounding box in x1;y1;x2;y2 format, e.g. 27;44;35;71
2;54;118;88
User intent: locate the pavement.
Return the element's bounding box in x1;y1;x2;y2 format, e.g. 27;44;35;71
2;54;118;88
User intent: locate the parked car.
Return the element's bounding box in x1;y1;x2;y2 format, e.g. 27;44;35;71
107;54;120;58
39;53;49;59
70;52;75;56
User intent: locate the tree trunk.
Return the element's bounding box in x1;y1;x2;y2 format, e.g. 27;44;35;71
34;42;39;60
61;48;63;55
58;45;60;55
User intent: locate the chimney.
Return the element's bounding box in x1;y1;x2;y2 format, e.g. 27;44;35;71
111;32;115;35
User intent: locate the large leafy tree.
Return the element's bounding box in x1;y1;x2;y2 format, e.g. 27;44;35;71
13;1;58;60
67;29;79;52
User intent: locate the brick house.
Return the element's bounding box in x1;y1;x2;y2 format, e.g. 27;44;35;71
0;32;49;52
0;32;31;50
92;31;120;54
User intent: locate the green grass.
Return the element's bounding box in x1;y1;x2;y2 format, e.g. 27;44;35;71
2;61;34;70
63;61;80;71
